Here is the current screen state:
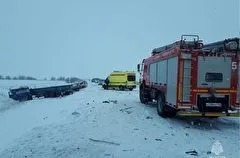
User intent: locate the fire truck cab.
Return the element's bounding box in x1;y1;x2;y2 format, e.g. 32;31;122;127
138;35;240;117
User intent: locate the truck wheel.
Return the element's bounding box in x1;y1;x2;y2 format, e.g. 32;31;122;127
157;94;167;117
28;95;33;100
129;88;133;91
139;88;147;104
55;92;60;97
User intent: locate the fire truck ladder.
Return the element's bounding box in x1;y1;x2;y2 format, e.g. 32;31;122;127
181;59;192;102
152;35;202;55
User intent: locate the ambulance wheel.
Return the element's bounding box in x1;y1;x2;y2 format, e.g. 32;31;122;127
207;116;219;119
157;94;167;117
103;85;108;90
119;86;125;91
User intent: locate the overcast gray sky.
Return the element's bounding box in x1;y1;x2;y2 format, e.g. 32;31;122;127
0;0;239;79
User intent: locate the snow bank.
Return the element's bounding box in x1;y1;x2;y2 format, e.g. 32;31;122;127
0;81;239;158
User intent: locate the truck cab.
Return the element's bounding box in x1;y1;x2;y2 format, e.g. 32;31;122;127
9;87;32;101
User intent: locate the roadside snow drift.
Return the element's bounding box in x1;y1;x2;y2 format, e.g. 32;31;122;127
0;81;239;158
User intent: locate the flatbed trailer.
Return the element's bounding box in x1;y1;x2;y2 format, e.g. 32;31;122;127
30;84;74;98
9;81;87;101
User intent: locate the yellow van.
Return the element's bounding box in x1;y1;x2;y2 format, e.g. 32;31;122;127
102;71;136;91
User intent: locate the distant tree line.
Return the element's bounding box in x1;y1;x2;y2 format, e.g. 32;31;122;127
0;75;83;83
51;76;83;83
0;75;37;80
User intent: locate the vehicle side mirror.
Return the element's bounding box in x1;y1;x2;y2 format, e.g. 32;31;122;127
137;64;140;72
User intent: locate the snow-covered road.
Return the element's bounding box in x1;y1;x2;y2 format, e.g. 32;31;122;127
0;81;239;158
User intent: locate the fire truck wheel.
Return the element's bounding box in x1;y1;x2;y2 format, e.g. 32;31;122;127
140;89;147;104
157;94;167;117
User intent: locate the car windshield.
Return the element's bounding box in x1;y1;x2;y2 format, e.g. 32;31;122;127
127;75;136;81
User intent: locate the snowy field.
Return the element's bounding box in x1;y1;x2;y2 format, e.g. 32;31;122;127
0;80;239;158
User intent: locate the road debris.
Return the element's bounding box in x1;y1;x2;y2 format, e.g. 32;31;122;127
120;107;133;114
146;116;153;120
72;111;80;117
89;138;120;146
185;150;198;156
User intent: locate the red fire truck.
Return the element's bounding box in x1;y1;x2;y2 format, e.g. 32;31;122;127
137;35;240;117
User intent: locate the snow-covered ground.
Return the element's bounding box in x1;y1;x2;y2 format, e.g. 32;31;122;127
0;80;239;158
